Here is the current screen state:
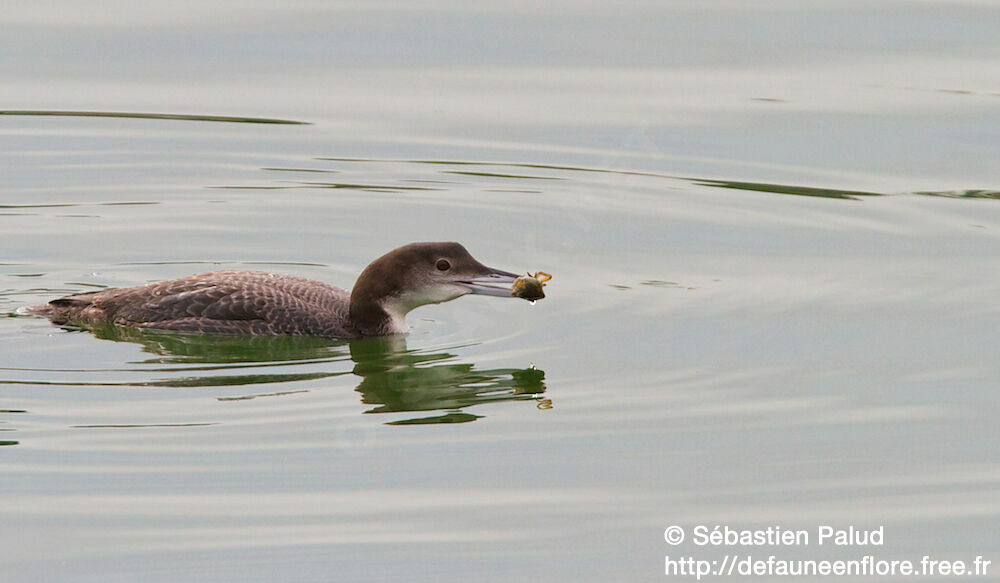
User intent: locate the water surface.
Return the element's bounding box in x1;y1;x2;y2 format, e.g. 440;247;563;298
2;2;1000;581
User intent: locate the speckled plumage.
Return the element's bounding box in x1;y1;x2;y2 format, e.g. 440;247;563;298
39;270;356;337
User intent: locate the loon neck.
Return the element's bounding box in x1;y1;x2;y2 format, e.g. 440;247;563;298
348;253;407;336
348;297;409;337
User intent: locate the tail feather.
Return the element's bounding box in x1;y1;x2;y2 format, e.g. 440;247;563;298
19;291;100;321
48;292;99;307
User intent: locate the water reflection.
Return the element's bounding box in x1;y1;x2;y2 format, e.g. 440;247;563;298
88;325;348;365
0;109;310;125
9;324;547;427
0;409;24;447
261;158;1000;201
684;178;881;200
349;336;547;424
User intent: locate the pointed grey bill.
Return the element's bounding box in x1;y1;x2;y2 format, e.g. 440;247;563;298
459;267;521;297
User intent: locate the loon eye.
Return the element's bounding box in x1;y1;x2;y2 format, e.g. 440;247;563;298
436;259;451;271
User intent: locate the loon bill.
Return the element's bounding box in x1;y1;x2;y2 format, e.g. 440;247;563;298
20;242;547;338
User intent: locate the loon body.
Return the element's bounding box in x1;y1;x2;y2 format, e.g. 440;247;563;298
24;242;527;338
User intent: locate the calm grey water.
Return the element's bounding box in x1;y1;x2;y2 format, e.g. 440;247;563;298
2;2;999;581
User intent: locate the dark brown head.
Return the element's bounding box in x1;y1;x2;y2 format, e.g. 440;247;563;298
348;242;520;336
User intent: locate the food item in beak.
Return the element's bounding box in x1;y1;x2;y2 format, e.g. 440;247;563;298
511;271;551;301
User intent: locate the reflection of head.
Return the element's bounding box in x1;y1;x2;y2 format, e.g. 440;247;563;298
348;336;547;424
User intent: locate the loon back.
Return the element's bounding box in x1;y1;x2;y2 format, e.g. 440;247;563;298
35;270;355;337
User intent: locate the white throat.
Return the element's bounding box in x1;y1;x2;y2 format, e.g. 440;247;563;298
379;300;411;334
380;284;468;334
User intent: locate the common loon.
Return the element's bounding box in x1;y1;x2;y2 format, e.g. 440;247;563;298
22;242;536;338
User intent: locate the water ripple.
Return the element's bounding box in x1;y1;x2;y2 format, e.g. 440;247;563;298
0;110;310;125
220;156;1000;202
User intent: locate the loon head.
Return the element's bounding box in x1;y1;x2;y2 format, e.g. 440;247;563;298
349;242;520;336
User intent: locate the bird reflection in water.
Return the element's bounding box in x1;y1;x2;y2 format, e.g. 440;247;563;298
349;336;546;424
75;324;548;424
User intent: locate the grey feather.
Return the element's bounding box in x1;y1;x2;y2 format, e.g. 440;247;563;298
37;271;355;337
